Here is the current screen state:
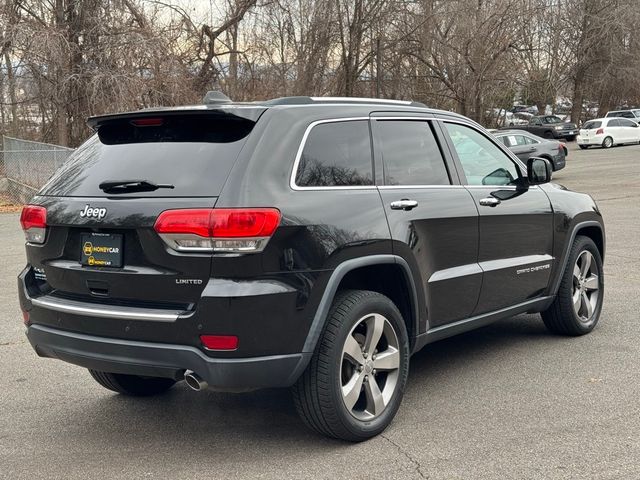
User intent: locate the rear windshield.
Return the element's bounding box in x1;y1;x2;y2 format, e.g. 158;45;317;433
583;121;601;129
606;111;633;118
39;115;256;197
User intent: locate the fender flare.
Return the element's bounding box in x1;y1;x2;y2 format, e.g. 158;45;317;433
301;255;420;355
550;220;605;295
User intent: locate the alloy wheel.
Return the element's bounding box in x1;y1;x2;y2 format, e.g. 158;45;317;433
572;250;600;322
340;313;400;421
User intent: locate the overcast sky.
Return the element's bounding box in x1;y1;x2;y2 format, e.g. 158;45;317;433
146;0;228;25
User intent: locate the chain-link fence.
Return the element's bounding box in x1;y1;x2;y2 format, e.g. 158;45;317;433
0;136;74;204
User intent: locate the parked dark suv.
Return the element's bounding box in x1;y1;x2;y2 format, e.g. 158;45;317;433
18;95;605;441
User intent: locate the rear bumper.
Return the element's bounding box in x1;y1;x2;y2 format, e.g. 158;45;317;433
552;154;566;171
26;324;310;390
577;135;603;145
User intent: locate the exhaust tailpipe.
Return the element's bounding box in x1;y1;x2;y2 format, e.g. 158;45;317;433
184;370;208;391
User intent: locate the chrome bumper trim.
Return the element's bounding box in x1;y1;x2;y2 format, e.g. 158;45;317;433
31;295;183;322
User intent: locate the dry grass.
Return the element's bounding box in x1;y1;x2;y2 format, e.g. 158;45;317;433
0;195;23;213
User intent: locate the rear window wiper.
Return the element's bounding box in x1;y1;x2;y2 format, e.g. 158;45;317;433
99;179;175;194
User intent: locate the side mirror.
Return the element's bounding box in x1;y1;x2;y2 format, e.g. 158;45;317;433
527;157;552;185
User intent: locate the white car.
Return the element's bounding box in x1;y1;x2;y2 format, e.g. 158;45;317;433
577;117;640;149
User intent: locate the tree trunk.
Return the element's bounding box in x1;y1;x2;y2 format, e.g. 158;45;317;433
570;74;585;126
228;23;238;99
55;0;68;146
4;51;17;135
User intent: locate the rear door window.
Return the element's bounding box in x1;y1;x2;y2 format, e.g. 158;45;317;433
496;136;509;146
512;135;529;146
295;120;373;187
375;120;450;186
40;114;257;197
619;119;637;127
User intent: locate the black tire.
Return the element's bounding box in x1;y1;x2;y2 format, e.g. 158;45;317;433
543;130;554;139
566;135;577;142
292;290;410;442
602;136;613;148
541;236;604;336
578;145;589;150
89;369;176;396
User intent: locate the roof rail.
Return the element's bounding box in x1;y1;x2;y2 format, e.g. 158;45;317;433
263;96;427;108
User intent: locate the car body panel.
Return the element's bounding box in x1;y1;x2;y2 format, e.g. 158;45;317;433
494;130;566;171
499;115;578;140
578;117;640;147
19;98;605;389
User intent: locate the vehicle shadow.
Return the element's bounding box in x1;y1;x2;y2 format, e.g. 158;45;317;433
70;313;555;453
408;312;552;381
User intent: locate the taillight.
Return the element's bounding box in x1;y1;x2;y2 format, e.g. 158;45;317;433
130;118;164;127
596;128;604;135
20;205;47;244
154;208;281;253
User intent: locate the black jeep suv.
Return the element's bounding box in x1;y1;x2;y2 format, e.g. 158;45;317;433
18;96;605;441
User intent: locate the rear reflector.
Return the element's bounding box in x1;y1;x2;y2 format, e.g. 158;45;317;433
200;335;238;351
20;205;47;244
22;310;30;326
154;208;281;253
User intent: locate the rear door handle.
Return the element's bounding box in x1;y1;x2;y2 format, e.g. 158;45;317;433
479;197;501;207
390;199;418;211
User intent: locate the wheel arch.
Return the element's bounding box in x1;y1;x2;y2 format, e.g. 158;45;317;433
301;255;420;356
550;220;605;295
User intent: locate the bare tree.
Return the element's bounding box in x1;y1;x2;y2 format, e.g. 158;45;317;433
2;0;640;144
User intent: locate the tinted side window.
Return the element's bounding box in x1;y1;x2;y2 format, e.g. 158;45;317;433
608;119;621;127
376;120;450;186
619;119;637;127
296;120;373;187
444;123;520;186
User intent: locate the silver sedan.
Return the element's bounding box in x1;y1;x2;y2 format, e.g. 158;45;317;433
493;129;567;171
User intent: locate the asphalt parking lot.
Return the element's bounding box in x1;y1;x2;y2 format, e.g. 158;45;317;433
1;142;639;479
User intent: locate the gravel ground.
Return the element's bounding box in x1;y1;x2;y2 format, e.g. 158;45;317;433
1;142;639;479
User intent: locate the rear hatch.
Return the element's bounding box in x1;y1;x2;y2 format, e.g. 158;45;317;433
580;120;602;138
24;108;264;324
